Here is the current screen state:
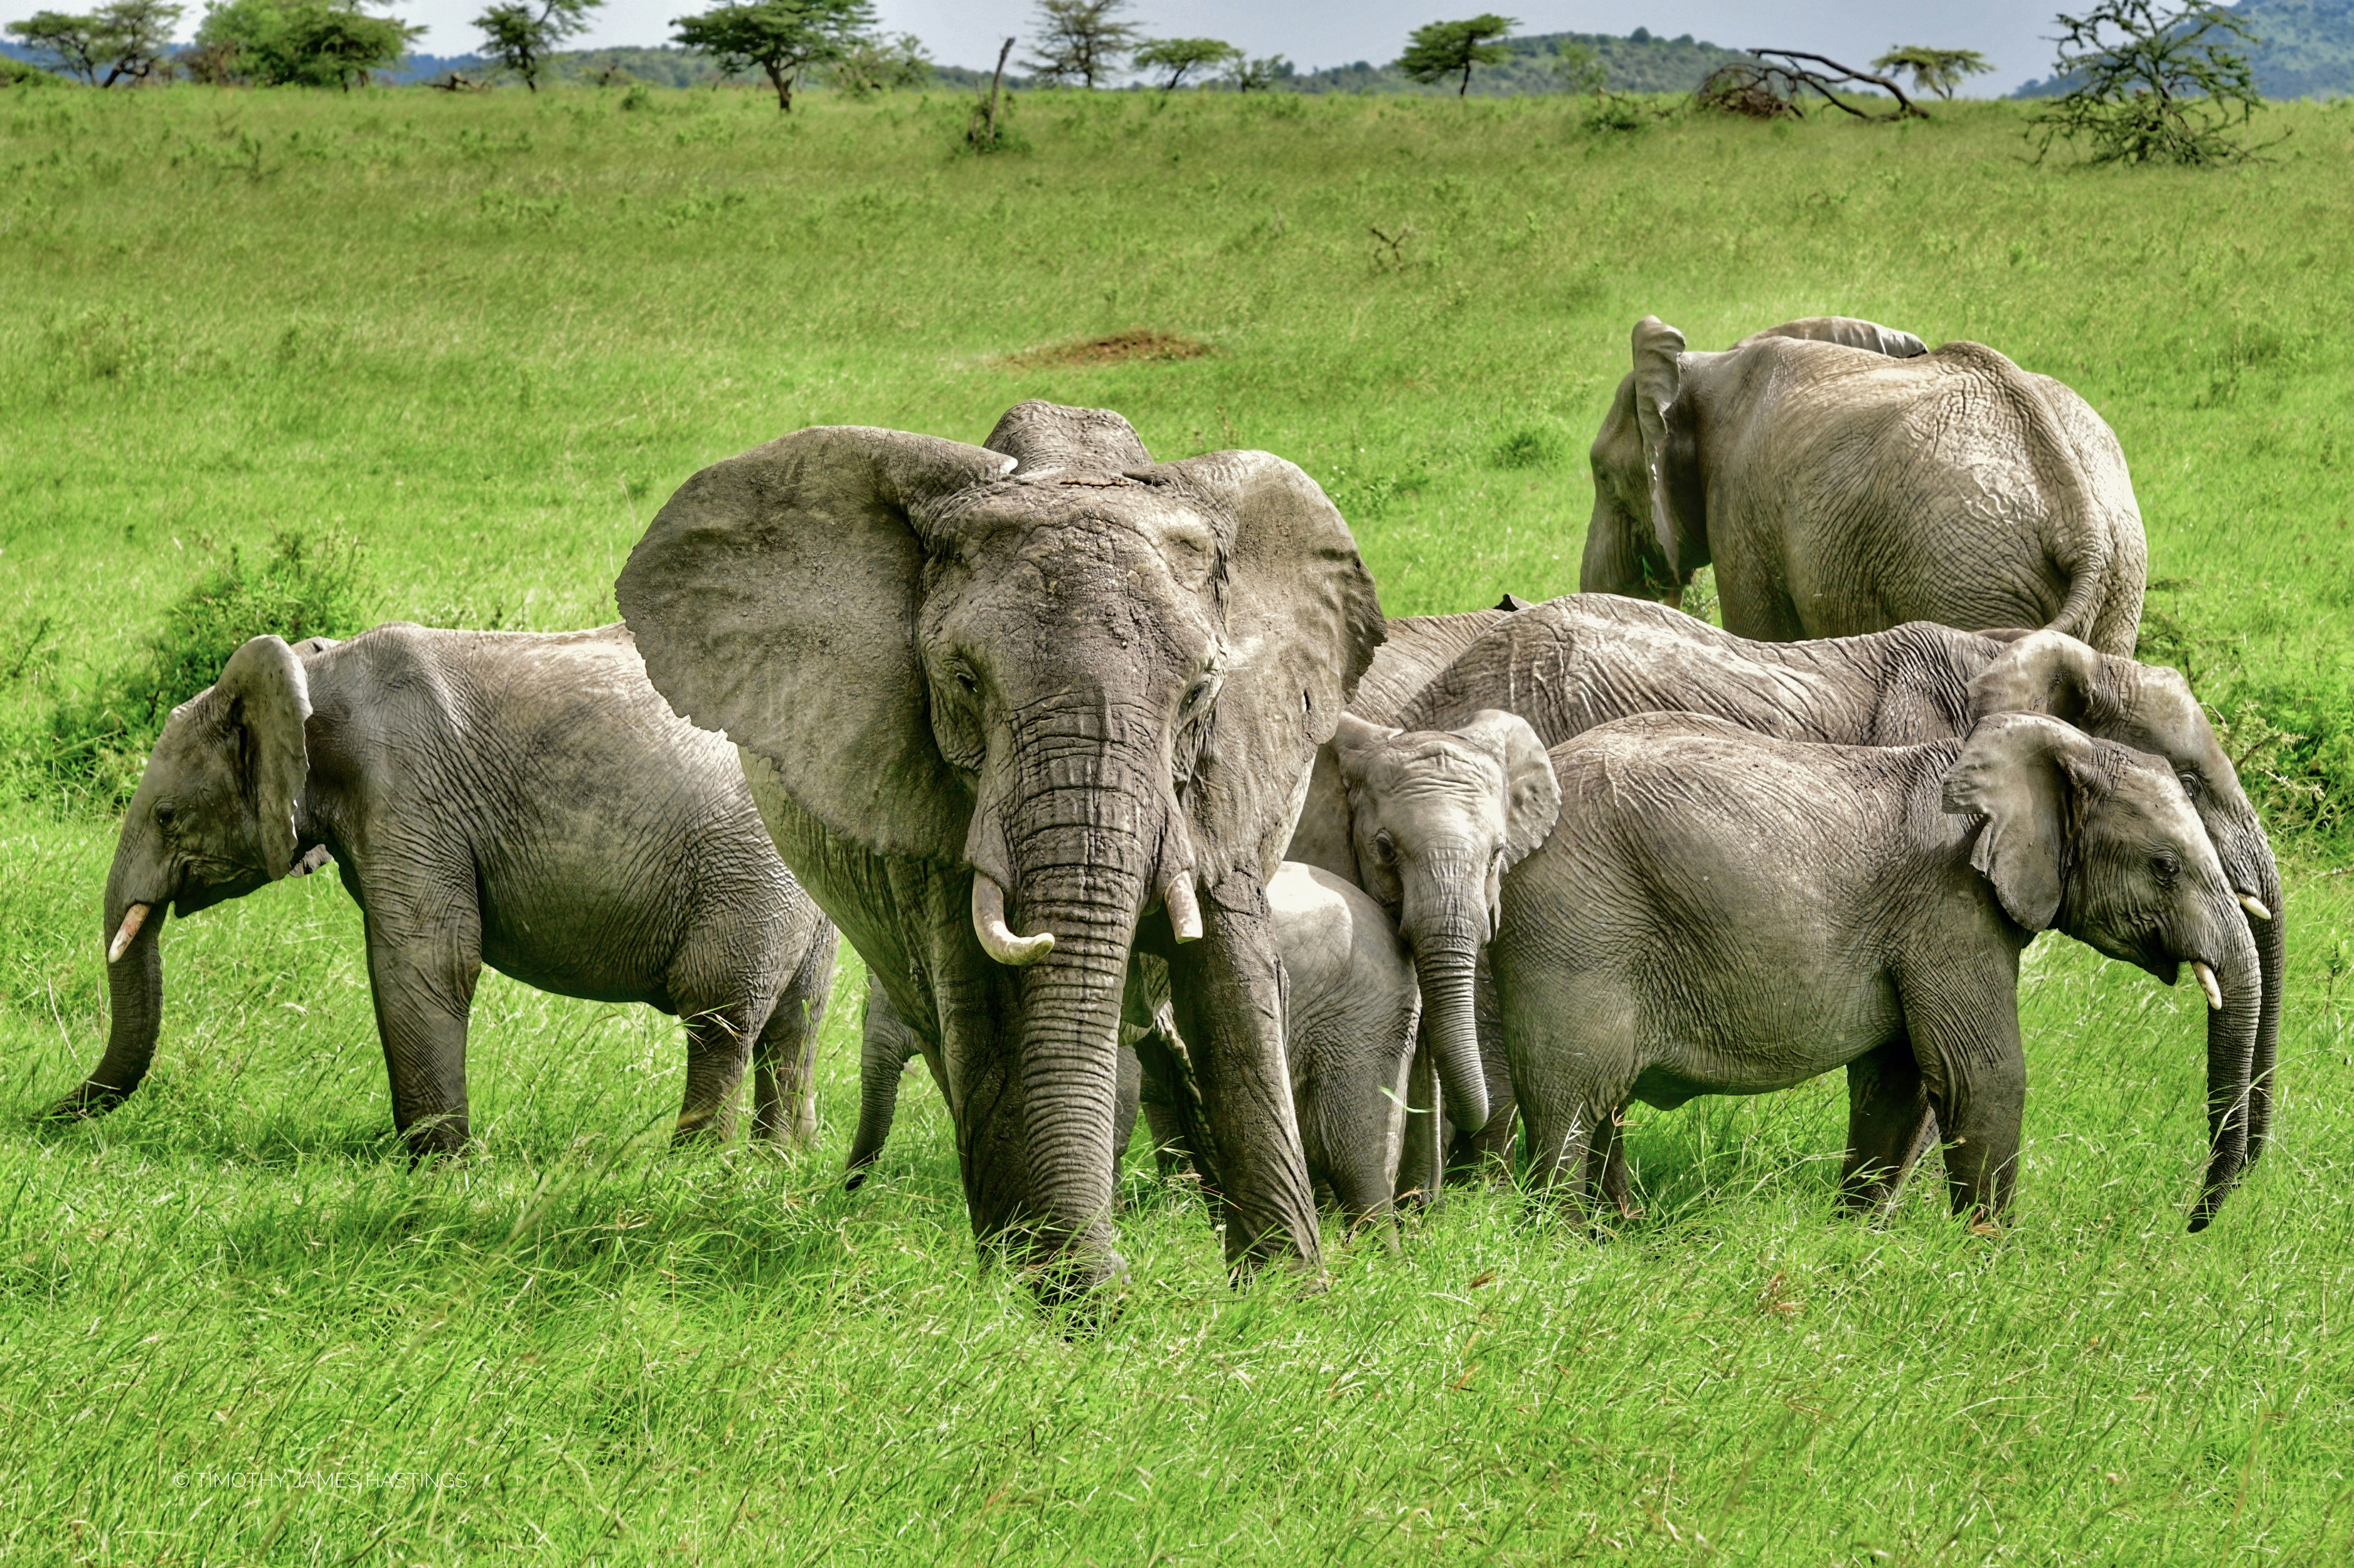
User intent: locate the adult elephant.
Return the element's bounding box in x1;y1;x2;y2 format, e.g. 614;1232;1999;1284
52;625;839;1152
1400;593;2286;1168
616;401;1384;1291
1581;315;2146;655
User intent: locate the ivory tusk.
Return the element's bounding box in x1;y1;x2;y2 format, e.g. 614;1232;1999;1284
2191;960;2224;1012
1164;872;1203;943
971;874;1053;967
2237;894;2273;923
107;903;151;965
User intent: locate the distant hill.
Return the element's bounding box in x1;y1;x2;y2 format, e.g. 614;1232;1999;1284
1289;28;1749;97
381;47;755;88
2015;0;2354;98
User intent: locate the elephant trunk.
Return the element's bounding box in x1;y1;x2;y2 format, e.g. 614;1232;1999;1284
55;833;173;1118
2188;917;2262;1232
1400;877;1493;1133
2235;835;2286;1165
1000;746;1159;1292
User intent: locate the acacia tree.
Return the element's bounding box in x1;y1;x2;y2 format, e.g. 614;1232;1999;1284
831;28;929;95
673;0;873;110
1023;0;1137;88
1132;35;1237;90
2028;0;2269;164
7;0;182;85
1871;45;1993;98
1398;13;1516;97
194;0;421;88
473;0;598;91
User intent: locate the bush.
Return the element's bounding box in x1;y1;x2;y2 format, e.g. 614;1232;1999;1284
191;0;421;88
21;532;370;812
1;54;68;84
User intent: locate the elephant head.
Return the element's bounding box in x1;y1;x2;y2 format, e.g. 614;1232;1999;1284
616;402;1382;1277
1582;314;1928;604
1943;712;2261;1229
1319;709;1559;1132
1967;630;2286;1164
55;635;321;1118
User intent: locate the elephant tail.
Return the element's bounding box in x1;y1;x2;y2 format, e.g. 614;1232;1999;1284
1939;342;2114;650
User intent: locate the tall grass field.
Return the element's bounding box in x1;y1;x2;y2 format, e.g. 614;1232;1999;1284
4;82;2353;1562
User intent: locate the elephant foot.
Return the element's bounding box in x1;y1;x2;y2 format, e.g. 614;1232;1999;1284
44;1083;129;1122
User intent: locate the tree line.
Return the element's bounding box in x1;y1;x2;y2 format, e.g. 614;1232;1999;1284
3;0;2277;167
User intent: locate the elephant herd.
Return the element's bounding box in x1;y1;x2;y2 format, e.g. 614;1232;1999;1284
56;315;2281;1296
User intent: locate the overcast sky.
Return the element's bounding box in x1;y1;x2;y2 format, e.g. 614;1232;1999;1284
1;0;2082;92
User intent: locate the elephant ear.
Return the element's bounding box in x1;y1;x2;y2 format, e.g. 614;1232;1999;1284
1456;709;1562;866
617;425;1016;861
984;399;1154;475
1941;711;2103;933
1629;316;1702;580
1966;628;2107;727
1160;450;1386;885
1735;315;1928;358
215;635;312;879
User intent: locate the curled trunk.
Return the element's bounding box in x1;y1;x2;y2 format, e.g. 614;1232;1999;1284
55;847;169;1118
1412;941;1491;1135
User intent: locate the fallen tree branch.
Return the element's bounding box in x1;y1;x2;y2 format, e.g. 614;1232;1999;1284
1697;49;1927;122
1751;48;1928;120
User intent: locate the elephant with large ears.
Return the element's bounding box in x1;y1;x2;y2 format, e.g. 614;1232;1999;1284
1582;314;2146;655
1400;593;2286;1170
54;625;839;1152
1497;711;2260;1230
616;401;1384;1291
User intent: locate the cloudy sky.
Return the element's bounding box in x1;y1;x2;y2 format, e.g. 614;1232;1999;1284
3;0;2082;92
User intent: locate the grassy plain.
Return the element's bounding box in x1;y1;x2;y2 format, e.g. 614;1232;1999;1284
3;83;2353;1563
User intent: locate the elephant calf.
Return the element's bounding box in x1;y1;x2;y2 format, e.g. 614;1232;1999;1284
58;623;838;1155
850;864;1427;1232
1494;711;2260;1230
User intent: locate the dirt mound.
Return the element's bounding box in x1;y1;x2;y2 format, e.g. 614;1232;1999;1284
1001;329;1210;369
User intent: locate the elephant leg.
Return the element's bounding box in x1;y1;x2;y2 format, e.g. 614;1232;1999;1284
676;1006;755;1145
1165;872;1323;1280
846;984;919;1186
1906;984;2026;1224
1129;1004;1211;1184
1596;1108;1641;1222
1113;1042;1142;1168
1394;1041;1443;1212
1840;1037;1938;1219
752;926;836;1148
362;909;481;1160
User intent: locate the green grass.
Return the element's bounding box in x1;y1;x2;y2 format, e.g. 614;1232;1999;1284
3;83;2353;1562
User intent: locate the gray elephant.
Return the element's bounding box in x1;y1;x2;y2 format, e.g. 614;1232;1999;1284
1399;593;2285;1169
1494;711;2259;1229
55;624;839;1154
1282;707;1560;1191
616;401;1385;1291
1582;314;2146;655
850;864;1428;1232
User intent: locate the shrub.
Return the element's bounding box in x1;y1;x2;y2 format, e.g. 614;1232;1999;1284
190;0;422;89
24;532;370;812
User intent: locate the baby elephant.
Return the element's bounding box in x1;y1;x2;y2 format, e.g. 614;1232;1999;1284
1494;711;2260;1231
849;864;1425;1231
56;623;838;1155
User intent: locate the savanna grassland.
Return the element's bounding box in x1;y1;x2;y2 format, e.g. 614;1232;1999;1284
3;80;2354;1564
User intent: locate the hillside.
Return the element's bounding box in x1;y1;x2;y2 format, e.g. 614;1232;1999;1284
1289;28;1748;96
2015;0;2354;97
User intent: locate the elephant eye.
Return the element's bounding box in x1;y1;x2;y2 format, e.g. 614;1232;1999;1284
948;660;978;694
153;800;179;832
1373;832;1396;864
2153;850;2181;879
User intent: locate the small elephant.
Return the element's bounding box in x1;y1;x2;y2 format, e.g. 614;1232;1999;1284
1283;708;1560;1187
1582;314;2146;655
1398;592;2286;1167
1493;711;2261;1230
849;865;1427;1232
58;623;838;1155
